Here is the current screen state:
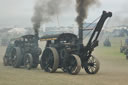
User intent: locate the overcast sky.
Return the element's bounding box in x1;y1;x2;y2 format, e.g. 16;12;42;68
0;0;127;28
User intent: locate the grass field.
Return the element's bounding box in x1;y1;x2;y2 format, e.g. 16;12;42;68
0;37;128;85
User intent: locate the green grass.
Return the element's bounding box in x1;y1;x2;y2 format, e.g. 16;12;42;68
94;37;124;56
93;37;128;66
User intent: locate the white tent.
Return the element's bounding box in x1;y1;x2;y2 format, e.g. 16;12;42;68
8;28;27;34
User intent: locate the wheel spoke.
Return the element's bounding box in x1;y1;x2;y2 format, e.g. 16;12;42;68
66;54;81;75
24;53;33;70
84;55;100;74
40;47;59;73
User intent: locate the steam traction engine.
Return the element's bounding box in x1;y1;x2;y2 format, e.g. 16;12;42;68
40;11;112;75
3;35;42;69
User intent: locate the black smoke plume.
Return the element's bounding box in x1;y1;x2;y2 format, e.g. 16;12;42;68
76;0;98;29
31;0;71;35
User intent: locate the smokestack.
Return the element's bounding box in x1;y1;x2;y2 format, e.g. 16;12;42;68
75;0;98;43
33;23;40;37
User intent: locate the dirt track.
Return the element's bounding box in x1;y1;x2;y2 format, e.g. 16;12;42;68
0;46;128;85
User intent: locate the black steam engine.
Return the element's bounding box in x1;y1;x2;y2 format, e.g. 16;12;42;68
3;35;42;69
40;11;112;74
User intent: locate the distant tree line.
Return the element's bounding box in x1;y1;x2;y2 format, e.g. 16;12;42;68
112;28;128;37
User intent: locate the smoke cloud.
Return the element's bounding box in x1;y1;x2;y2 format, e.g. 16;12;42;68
31;0;72;35
75;0;98;29
108;1;128;27
109;13;128;27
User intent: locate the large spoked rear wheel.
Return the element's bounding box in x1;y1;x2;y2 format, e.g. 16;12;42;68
24;53;33;70
40;47;59;73
84;55;100;74
12;47;22;68
66;54;81;75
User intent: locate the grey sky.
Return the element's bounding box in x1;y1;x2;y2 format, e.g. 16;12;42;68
0;0;127;28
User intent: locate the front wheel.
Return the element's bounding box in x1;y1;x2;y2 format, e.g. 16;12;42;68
3;56;9;66
24;53;33;70
32;56;39;68
66;54;81;75
84;55;100;74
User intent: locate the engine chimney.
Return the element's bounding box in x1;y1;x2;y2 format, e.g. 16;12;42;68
79;28;83;44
